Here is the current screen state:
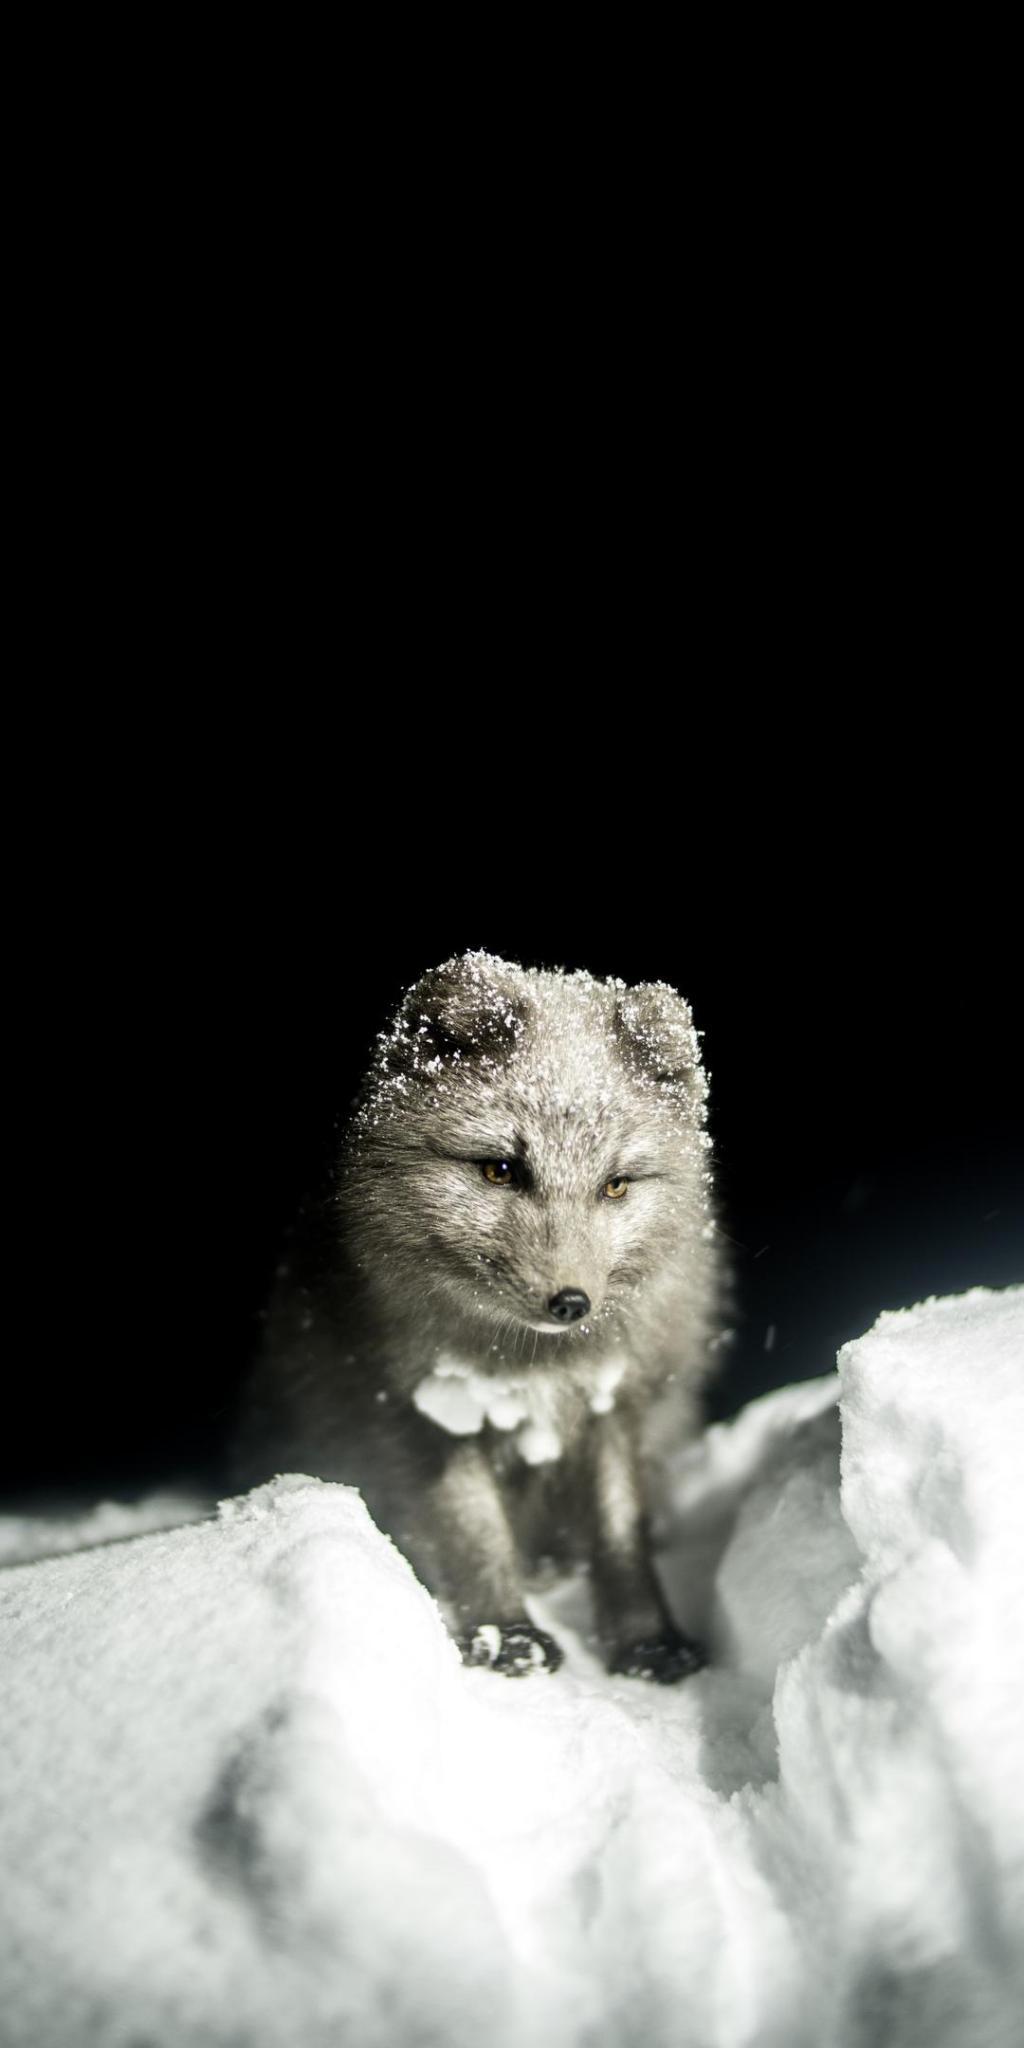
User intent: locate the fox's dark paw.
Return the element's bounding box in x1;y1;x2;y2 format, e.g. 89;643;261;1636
609;1625;707;1684
459;1620;564;1676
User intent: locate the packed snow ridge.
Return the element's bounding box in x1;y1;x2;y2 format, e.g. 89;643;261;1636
1;1286;1021;2048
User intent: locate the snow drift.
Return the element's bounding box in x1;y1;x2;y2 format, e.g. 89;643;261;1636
1;1286;1021;2048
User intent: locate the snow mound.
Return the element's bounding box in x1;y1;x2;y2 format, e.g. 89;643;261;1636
1;1286;1020;2048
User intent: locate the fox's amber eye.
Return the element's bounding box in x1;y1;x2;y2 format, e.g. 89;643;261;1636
603;1176;630;1200
482;1160;514;1186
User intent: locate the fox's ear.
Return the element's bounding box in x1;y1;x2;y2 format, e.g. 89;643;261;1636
392;952;531;1069
613;983;701;1086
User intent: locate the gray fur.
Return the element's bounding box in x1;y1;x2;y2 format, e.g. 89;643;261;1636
230;951;724;1680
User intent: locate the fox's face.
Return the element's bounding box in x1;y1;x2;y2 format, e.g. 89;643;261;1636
341;953;711;1352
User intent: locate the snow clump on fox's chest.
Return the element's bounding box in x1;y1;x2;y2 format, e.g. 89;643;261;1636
411;1350;628;1463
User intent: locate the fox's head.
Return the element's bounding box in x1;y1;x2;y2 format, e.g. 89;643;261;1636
340;951;714;1354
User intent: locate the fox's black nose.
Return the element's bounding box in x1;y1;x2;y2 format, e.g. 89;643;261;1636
547;1288;591;1323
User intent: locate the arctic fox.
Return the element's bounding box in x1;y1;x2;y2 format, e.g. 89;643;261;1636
231;951;723;1680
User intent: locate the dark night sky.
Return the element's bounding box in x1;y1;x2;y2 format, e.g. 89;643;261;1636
10;759;1021;1504
12;171;1017;1512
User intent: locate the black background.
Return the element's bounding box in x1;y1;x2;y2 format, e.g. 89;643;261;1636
9;759;1020;1506
10;89;1019;1511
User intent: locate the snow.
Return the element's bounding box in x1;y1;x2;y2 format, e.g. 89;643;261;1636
412;1353;629;1462
1;1286;1021;2048
412;1360;565;1462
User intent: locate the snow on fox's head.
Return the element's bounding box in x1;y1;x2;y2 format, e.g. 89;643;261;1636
341;952;713;1346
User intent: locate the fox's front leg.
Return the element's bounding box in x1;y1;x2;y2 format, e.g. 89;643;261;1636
582;1410;706;1683
400;1436;563;1676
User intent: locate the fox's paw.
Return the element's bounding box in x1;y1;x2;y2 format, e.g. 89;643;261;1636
609;1625;707;1684
459;1619;564;1676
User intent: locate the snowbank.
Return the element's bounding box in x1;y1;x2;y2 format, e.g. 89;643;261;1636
1;1287;1020;2048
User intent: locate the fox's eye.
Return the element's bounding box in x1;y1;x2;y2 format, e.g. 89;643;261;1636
482;1160;516;1187
603;1175;630;1200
